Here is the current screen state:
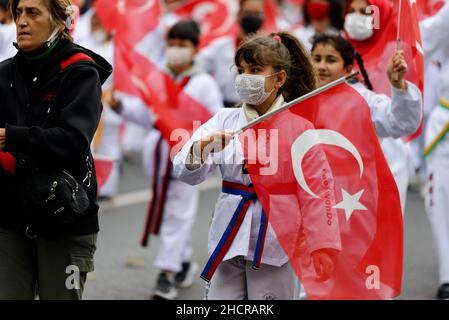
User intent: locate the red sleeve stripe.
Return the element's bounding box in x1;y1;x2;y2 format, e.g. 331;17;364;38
60;53;94;70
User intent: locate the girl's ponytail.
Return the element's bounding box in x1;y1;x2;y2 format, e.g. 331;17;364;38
275;32;317;101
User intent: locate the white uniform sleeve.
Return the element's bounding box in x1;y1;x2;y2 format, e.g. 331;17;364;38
420;2;449;64
172;113;222;185
367;82;422;138
118;95;155;129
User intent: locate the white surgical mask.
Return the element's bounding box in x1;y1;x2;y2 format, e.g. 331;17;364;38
344;13;374;41
234;73;275;105
166;47;193;67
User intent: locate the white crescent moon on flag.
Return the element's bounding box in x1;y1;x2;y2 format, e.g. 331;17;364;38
291;129;364;199
117;0;154;14
190;1;238;36
213;0;239;34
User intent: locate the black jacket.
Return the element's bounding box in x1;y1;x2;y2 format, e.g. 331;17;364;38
0;39;112;237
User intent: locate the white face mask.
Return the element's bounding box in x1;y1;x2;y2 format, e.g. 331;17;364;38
344;13;374;41
234;73;275;106
166;47;193;67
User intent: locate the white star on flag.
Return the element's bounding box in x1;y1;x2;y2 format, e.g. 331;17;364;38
333;189;368;221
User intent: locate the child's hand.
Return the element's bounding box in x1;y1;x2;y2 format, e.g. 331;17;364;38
199;131;234;156
311;248;338;282
387;50;408;90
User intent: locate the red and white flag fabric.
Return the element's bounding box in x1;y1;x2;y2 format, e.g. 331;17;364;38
262;0;280;32
241;82;403;299
95;0;162;96
410;0;445;19
174;0;239;48
95;0;214;150
93;155;115;192
174;0;282;48
348;0;424;140
119;48;214;149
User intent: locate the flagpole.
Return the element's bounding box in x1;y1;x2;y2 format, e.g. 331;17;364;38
233;72;359;135
395;0;403;81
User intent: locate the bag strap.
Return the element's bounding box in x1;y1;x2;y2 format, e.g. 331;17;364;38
81;155;93;188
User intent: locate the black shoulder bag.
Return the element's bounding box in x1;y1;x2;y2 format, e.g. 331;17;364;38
16;157;92;238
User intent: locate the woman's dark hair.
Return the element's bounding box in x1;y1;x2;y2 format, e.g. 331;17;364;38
235;32;317;102
167;19;200;47
311;33;373;90
303;0;345;31
0;0;10;11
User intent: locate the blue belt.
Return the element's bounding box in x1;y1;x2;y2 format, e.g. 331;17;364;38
200;181;268;282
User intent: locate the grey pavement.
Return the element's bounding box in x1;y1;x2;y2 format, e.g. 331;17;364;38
83;154;440;300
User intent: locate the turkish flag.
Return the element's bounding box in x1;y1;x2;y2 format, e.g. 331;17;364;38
93;156;114;192
241;83;403;299
95;1;213;149
175;0;239;48
348;0;424;141
95;0;161;95
174;0;281;48
94;0;160;42
0;152;16;175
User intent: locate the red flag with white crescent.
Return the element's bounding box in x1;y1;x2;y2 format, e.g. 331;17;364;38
96;0;213;149
241;82;403;299
95;0;161;95
174;0;239;48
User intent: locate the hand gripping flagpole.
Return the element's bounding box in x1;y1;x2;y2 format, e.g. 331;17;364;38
233;72;359;135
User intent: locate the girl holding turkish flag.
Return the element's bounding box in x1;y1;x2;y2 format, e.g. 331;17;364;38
311;34;422;211
174;32;341;300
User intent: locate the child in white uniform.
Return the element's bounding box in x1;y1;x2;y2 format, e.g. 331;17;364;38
424;97;449;300
174;32;342;300
107;20;223;300
311;34;422;212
